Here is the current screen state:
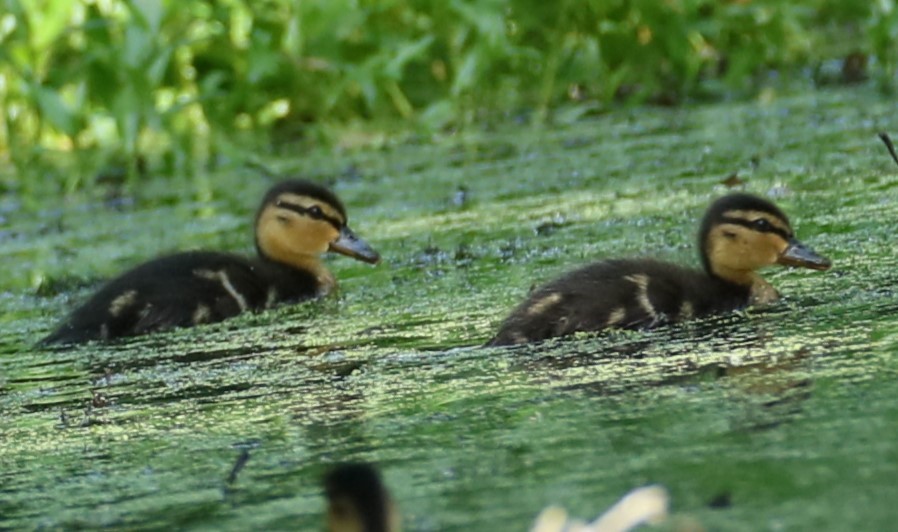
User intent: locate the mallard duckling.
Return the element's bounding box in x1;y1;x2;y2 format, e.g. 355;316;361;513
532;484;669;532
324;463;400;532
40;180;380;345
488;193;830;346
322;462;666;532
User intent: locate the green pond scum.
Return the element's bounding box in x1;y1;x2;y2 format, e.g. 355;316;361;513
2;87;898;530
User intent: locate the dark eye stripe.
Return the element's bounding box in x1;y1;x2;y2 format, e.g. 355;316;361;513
276;201;343;230
720;216;791;240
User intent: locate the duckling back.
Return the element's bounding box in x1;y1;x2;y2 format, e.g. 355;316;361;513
40;251;319;345
488;259;750;346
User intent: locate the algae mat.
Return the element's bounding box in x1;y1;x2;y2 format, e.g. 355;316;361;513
2;87;897;530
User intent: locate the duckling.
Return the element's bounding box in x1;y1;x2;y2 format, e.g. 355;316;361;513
324;463;400;532
488;193;830;346
532;484;669;532
40;180;380;345
321;462;667;532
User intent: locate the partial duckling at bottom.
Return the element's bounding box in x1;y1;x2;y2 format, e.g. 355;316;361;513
322;462;668;532
532;485;669;532
40;180;379;345
488;193;830;346
324;463;400;532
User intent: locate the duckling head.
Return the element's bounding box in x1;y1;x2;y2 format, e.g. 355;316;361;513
699;193;830;286
255;180;380;270
324;463;399;532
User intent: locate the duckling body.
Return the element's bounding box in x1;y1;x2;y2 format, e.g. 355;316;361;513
488;193;830;346
490;259;750;345
41;180;379;345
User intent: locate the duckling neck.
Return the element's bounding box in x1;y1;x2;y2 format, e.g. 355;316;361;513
257;252;336;297
748;276;779;305
709;264;755;287
709;266;779;305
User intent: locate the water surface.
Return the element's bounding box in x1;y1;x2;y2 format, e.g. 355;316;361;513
2;87;897;530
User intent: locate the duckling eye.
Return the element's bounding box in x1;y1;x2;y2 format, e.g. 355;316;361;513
307;205;324;219
751;218;773;232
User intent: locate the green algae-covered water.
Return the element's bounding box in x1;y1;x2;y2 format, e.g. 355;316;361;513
2;87;897;530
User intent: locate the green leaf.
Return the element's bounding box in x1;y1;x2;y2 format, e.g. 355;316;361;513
385;35;434;79
420;99;455;129
451;50;479;96
127;0;164;33
33;85;78;136
26;0;73;52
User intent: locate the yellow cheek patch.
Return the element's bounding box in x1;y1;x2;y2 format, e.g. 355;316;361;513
256;202;341;270
706;223;791;277
765;232;790;254
745;233;786;265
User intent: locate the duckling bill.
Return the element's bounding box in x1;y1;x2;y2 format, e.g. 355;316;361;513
488;193;830;346
40;180;379;345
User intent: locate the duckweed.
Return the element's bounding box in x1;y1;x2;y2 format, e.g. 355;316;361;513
2;87;897;530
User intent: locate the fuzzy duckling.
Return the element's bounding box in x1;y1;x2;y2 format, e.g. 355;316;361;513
324;463;400;532
322;462;667;532
40;180;379;345
488;193;830;346
532;484;669;532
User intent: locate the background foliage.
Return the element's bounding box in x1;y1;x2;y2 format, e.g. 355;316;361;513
0;0;892;189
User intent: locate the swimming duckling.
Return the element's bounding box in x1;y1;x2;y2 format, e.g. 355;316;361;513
532;484;669;532
488;193;830;346
322;462;667;532
324;463;400;532
40;180;380;345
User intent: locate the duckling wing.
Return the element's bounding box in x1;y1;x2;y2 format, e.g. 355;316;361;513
40;252;270;345
488;260;708;346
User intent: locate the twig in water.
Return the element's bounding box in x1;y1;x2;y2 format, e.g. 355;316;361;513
877;132;898;168
58;409;70;428
226;449;251;485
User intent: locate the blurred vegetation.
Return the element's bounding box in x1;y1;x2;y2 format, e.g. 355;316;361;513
0;0;893;190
